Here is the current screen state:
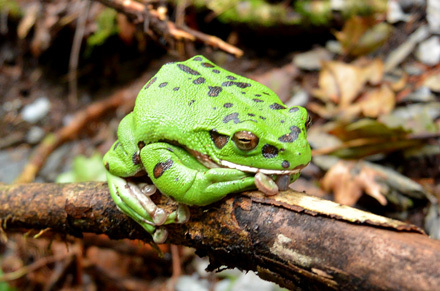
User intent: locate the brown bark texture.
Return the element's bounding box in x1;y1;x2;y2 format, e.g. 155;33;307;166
0;182;439;290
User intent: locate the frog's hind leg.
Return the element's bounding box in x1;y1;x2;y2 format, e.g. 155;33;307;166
104;114;189;242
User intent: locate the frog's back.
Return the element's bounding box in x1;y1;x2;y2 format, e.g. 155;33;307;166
132;56;292;145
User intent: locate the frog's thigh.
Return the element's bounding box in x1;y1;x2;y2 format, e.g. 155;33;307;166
140;143;198;199
140;143;255;206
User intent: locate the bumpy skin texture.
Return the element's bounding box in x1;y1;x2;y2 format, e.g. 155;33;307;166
103;55;311;243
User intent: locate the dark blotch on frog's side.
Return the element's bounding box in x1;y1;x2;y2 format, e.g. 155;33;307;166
210;129;229;149
193;77;205;84
223;113;240;124
212;69;220;74
226;76;237;80
279;126;301;143
177;64;200;75
113;141;120;151
145;77;157;89
253;98;264;103
159;82;168;88
263;92;270;95
193;56;203;61
282;160;290;168
281;120;285;123
208;86;222;97
201;62;214;68
289;107;299;113
248;113;255;117
259;116;266;120
262;144;278;158
132;152;141;165
153;159;174;179
138;141;145;150
255;94;261;97
189;100;195;106
222;81;251;88
270;103;286;110
173;87;180;91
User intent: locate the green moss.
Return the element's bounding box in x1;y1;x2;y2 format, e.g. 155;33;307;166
0;0;22;18
179;0;387;27
86;8;119;55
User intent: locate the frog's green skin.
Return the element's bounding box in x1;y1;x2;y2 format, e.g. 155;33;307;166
103;55;311;243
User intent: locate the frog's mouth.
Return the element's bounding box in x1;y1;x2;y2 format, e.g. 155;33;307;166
218;160;306;175
187;148;307;175
188;148;308;195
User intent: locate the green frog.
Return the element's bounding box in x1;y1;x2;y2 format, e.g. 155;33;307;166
103;56;311;243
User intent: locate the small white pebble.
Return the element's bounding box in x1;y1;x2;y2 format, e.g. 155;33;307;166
21;97;51;123
26;126;45;144
416;36;440;66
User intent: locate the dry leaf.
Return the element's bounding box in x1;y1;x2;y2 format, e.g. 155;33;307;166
360;84;395;117
361;58;384;85
321;160;387;206
318;61;365;106
312;59;388;120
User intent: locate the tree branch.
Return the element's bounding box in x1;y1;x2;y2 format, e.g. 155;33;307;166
95;0;243;57
1;182;439;290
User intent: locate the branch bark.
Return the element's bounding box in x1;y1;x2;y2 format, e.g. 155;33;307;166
0;182;439;290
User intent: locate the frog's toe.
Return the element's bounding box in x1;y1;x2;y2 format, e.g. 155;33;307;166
152;208;168;225
139;183;157;196
153;227;168;244
176;204;190;224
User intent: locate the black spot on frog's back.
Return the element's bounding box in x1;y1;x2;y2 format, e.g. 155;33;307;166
222;81;251;88
223;113;240;124
201;62;214;68
208;86;222;97
224;103;233;108
193;77;205;84
270;103;286;110
289;107;299;113
279;126;301;143
177;64;200;75
145;77;157;89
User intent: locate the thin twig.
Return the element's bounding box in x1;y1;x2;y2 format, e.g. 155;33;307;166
68;0;91;105
0;253;75;282
95;0;243;57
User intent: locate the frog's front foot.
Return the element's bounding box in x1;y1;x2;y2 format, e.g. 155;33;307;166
106;171;190;243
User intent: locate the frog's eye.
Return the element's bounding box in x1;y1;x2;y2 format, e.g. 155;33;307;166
232;131;259;151
305;115;312;129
